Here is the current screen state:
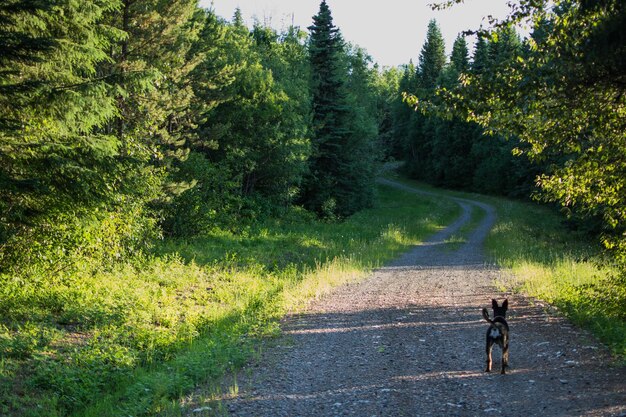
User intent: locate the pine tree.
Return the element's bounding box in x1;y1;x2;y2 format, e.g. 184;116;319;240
450;36;470;73
471;36;490;74
375;66;402;160
391;61;417;160
430;35;474;188
98;0;202;204
341;45;380;212
469;26;526;195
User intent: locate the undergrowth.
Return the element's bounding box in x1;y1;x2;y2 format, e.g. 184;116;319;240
0;184;458;417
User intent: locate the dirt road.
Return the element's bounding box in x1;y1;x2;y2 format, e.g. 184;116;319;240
189;179;626;416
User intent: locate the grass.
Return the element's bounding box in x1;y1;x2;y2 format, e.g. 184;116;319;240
484;198;626;358
391;173;626;359
0;183;459;417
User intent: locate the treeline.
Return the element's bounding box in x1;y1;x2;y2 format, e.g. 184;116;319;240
0;0;383;273
386;21;538;198
388;1;625;267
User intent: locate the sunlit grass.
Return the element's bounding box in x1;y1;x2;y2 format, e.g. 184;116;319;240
0;183;459;417
484;198;625;358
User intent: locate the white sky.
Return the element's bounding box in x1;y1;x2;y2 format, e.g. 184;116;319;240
199;0;517;68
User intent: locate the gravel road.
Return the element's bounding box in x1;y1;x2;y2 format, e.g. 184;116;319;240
187;179;626;416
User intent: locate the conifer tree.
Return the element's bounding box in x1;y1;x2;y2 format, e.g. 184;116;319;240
0;0;125;264
430;35;474;188
391;61;417;160
418;19;447;89
469;26;527;195
404;19;447;179
375;66;402;159
341;45;380;212
99;0;202;205
450;36;470;73
303;0;354;217
471;36;490;74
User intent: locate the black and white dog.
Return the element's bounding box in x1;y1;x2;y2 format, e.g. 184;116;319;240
482;299;510;374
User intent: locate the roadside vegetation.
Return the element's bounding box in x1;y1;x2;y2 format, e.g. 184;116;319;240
486;199;626;359
0;184;458;417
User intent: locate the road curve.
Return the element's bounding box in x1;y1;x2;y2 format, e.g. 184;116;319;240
186;179;626;417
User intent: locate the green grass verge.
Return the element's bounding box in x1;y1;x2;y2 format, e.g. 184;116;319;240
391;173;626;359
0;183;459;417
485;198;625;358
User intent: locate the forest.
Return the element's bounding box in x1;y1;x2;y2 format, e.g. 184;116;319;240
0;0;624;415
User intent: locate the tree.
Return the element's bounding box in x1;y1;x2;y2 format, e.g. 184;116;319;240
418;19;447;90
341;45;380;212
99;0;202;197
470;35;490;74
166;13;313;235
403;19;447;180
0;0;127;268
303;0;373;217
430;35;474;188
390;61;417;160
374;65;402;159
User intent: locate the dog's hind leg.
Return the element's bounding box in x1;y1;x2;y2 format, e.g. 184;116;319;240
501;340;509;374
485;338;493;372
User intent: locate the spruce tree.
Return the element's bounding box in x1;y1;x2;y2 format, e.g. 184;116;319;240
418;19;446;89
470;26;527;195
341;45;379;213
430;35;474;188
0;0;124;265
405;19;446;180
390;62;417;160
303;0;353;217
471;36;490;74
450;36;470;73
99;0;202;204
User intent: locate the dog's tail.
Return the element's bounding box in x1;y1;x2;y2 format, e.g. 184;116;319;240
482;308;494;324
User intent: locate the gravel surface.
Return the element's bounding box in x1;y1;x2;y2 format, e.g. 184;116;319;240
187;179;626;417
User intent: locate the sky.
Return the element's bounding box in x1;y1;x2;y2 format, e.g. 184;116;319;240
198;0;517;68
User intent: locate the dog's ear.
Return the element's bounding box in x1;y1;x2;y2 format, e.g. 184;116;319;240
502;299;508;310
492;299;498;308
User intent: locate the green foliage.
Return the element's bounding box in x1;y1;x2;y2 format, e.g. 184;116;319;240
373;66;402;159
163;13;314;236
418;20;447;90
0;0;125;262
0;184;458;416
398;21;537;198
402;19;448;181
389;62;418;160
425;0;626;266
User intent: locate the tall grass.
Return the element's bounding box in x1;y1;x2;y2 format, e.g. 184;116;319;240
0;184;459;417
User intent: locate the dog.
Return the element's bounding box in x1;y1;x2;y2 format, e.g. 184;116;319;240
482;298;509;374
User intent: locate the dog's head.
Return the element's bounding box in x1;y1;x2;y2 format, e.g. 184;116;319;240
491;298;508;319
